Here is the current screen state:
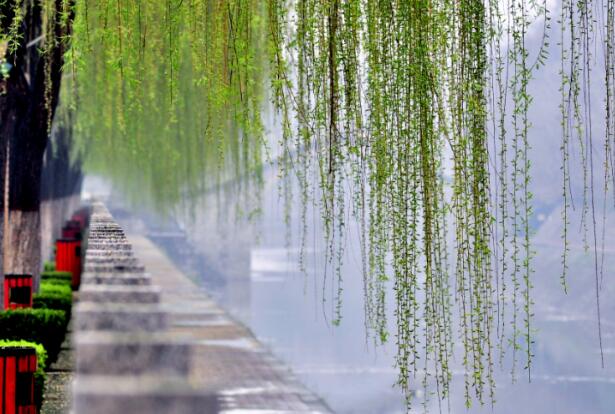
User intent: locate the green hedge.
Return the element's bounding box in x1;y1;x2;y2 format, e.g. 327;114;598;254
40;278;72;289
41;271;73;291
0;340;47;409
41;270;73;283
39;282;72;298
43;261;56;272
33;293;72;319
41;279;71;293
0;309;67;362
33;277;73;329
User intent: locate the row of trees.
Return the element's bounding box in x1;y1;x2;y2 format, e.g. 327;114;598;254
1;1;75;282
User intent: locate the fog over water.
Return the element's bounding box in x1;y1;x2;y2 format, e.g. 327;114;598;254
87;4;615;412
99;148;615;413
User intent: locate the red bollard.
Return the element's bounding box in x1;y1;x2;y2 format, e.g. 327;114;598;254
71;207;90;230
3;274;33;310
0;346;37;414
55;238;82;290
61;226;81;240
61;220;83;240
71;213;88;231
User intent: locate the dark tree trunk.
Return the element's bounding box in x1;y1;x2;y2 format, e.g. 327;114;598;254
0;0;74;296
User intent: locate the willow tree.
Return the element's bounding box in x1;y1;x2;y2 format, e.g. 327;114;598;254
0;0;74;286
66;0;266;213
3;0;614;410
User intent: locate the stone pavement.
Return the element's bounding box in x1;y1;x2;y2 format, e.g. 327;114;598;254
128;234;332;413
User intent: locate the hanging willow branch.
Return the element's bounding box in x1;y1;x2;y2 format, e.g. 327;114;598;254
265;0;603;409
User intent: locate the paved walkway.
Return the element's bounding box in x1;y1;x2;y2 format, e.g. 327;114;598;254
41;321;73;414
128;234;331;414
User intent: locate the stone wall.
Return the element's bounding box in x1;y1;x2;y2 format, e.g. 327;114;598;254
72;202;210;413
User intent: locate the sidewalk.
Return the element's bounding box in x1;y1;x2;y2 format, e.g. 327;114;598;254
41;321;73;414
128;234;332;413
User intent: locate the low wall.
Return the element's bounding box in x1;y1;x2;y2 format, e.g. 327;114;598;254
72;202;210;413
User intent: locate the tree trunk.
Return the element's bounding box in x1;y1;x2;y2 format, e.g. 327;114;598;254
0;0;74;298
2;211;41;274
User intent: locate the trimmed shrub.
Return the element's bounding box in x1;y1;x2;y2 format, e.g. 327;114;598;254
0;309;67;362
43;261;56;272
37;281;73;320
0;340;47;409
41;270;72;280
40;278;72;289
40;282;72;298
33;293;72;320
40;271;72;287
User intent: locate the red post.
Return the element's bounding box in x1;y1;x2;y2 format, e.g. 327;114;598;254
71;213;88;231
61;226;81;240
71;206;90;228
69;207;90;238
55;238;82;290
61;220;83;240
3;274;33;310
0;347;37;414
